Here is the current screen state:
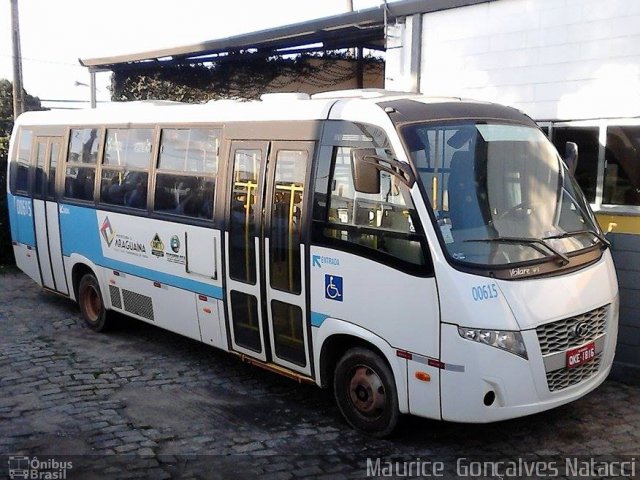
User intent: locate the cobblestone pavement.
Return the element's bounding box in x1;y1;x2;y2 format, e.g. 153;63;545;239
1;271;639;479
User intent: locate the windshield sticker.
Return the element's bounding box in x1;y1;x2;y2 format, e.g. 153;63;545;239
440;224;454;244
471;283;498;302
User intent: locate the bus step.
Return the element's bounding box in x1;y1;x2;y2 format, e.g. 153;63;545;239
234;353;314;384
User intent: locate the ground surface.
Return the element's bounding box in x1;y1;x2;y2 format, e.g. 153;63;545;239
1;271;639;479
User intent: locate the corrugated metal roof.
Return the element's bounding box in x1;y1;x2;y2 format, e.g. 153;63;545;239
80;0;491;71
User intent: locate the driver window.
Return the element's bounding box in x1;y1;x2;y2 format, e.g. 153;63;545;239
324;146;426;267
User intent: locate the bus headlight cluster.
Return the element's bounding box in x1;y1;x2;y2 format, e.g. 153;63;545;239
458;327;528;359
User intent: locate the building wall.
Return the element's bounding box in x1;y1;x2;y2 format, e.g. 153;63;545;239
384;0;640;382
416;0;640;120
610;233;640;383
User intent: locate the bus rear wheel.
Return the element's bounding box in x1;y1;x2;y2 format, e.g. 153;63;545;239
78;273;110;332
333;347;399;437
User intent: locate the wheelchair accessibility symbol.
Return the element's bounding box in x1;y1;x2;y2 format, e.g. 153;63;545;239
325;275;343;302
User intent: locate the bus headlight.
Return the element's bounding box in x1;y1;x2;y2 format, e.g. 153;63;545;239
458;327;528;359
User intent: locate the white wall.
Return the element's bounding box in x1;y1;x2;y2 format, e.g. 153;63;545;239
412;0;640;120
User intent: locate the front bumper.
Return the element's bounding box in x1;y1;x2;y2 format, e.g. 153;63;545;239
434;303;618;423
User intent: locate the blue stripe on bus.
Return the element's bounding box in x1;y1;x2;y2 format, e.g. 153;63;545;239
59;203;223;299
310;312;329;327
7;193;36;247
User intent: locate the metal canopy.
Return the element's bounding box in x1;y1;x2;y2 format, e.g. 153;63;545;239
79;0;491;72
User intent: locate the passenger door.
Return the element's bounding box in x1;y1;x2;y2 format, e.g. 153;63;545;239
224;140;313;376
32;136;68;294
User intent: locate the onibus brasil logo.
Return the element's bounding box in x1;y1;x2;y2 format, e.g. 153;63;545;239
8;456;73;479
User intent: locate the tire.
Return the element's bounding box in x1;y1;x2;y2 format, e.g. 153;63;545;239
333;347;400;437
78;273;110;332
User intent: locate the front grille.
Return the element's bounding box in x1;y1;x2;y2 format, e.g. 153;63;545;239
536;305;608;355
546;354;602;392
122;289;154;321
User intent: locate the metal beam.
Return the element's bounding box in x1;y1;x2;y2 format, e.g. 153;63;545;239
79;0;493;70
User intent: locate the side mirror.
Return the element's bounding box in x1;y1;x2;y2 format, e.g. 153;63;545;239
351;148;381;194
564;141;578;175
351;148;416;194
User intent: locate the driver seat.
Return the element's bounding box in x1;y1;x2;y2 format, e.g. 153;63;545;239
447;151;485;231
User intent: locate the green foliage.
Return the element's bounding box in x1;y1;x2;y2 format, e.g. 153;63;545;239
111;52;384;102
0;79;45;266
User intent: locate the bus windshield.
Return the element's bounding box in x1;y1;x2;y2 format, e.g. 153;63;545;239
401;121;602;267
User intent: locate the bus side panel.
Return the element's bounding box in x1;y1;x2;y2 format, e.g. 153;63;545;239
309;245;442;419
58;203;225;344
103;267;201;342
7;192;41;285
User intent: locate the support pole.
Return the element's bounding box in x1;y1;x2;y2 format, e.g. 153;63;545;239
409;14;422;93
356;46;364;89
10;0;25;118
89;71;97;109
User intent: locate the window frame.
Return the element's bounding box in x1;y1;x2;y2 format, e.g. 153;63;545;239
62;126;105;204
10;128;34;196
99;126;156;211
312;121;434;277
150;126;223;224
545;118;640;215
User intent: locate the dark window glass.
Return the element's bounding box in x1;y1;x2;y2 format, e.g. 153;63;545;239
552;127;599;203
229;149;261;283
154;174;214;218
230;291;261;352
34;141;47;197
100;170;148;209
324;147;426;266
270;150;307;293
64;167;95;201
15;129;33;193
272;300;306;367
159;128;220;173
68;129;99;164
104;128;154;169
65;128;100;201
603;126;640;206
48;142;60;199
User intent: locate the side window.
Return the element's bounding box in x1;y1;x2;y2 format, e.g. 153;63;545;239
64;128;100;201
603;125;640;206
33;140;47;197
270;149;307;293
153;128;220;219
322;146;427;268
100;128;153;209
13;129;33;194
552;127;599;203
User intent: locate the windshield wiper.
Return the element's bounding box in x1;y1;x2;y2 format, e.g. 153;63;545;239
543;229;611;248
464;236;570;266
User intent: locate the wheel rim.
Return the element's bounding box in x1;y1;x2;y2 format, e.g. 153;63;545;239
348;365;386;418
82;285;101;323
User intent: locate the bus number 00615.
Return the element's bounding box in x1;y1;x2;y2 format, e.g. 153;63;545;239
471;284;498;302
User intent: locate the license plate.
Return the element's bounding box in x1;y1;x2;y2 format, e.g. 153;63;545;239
566;342;596;369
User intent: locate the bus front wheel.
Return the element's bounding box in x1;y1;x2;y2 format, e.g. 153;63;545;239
78;273;110;332
333;347;400;437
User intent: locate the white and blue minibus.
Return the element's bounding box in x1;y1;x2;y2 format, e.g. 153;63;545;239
7;90;618;436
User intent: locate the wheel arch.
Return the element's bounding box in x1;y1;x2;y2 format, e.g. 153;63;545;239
314;319;409;413
67;254;104;304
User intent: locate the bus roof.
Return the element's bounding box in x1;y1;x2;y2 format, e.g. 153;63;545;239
13;90;526;129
